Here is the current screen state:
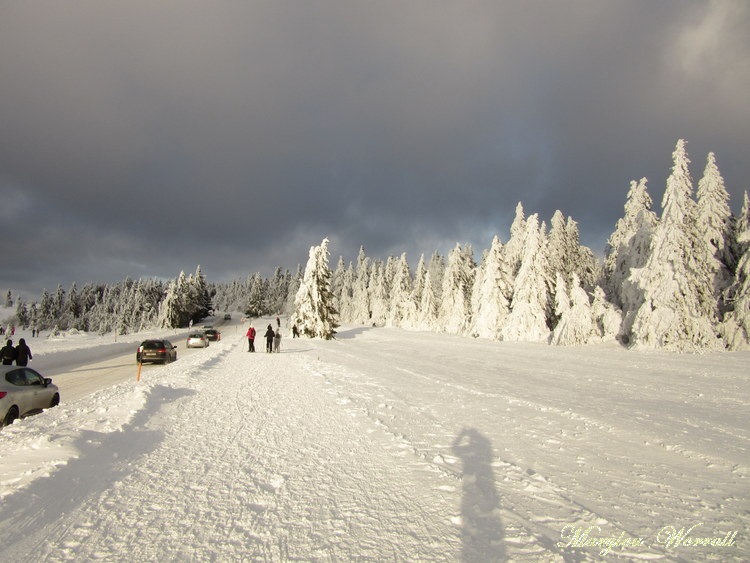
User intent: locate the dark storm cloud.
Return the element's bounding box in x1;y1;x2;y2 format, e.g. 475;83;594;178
1;1;748;295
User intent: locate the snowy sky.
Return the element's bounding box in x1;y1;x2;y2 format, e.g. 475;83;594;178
2;1;749;296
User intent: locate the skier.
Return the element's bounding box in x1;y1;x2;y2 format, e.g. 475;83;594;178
273;329;281;353
246;324;256;352
264;324;275;353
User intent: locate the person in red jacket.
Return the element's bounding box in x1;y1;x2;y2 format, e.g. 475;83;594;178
246;325;256;352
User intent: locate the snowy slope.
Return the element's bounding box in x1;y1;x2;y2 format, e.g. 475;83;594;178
0;322;748;561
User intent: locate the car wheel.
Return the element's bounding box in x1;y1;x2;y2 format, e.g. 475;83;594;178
49;394;60;408
3;406;19;427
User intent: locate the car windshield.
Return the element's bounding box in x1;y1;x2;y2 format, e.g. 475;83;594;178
189;334;204;338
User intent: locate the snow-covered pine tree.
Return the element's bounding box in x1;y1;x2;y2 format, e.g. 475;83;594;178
628;140;722;351
696;152;734;305
412;254;427;312
331;257;347;314
503;202;527;281
158;279;182;329
370;261;391;327
350;246;371;324
551;272;596;345
721;191;750;349
604;178;658;310
387;253;415;328
440;243;475;335
566;217;599;291
591;286;623;342
547;211;575;281
15;301;29;328
335;261;355;323
245;273;265;317
190;265;213;321
427;251;446;303
284;264;303;317
470;236;510;340
292;238;339;339
417;270;440;331
500;214;551;342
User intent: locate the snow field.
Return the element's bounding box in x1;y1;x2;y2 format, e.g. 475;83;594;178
0;322;748;561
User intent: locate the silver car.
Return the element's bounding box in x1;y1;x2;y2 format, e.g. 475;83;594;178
1;366;60;428
186;332;209;348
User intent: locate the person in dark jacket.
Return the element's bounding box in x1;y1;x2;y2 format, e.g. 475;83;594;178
15;338;33;366
264;324;275;353
1;339;17;365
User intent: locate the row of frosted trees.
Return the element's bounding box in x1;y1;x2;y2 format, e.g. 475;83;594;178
323;140;749;352
12;266;214;335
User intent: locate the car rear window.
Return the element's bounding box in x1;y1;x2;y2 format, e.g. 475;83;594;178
142;341;163;350
5;370;25;385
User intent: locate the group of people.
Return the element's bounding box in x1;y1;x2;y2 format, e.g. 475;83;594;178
1;338;33;366
245;319;282;353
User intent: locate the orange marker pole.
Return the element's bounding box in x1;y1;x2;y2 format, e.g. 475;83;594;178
136;346;143;382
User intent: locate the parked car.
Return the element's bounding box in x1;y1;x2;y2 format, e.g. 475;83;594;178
204;329;221;342
1;366;60;428
136;339;178;364
186;332;209;348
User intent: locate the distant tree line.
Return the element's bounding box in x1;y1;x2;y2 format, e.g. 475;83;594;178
10;266;214;335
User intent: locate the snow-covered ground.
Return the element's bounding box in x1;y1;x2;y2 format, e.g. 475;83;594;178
0;320;748;561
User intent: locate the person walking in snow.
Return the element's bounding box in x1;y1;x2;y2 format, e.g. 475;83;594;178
246;324;256;352
1;339;17;365
15;338;32;366
292;324;299;338
264;324;275;353
273;329;281;353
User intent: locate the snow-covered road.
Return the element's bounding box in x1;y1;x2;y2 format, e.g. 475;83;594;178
1;323;748;561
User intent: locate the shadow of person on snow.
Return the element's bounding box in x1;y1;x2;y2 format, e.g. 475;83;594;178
452;428;505;562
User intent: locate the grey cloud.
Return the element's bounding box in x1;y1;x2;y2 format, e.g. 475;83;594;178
1;1;748;294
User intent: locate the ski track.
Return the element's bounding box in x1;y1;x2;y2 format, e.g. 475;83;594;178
0;323;748;561
2;336;464;562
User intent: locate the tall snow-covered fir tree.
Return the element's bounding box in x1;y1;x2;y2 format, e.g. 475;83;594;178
439;243;475;335
722;191;750;349
387;253;415;328
551;272;596;346
500;214;551;342
591;286;623;341
417;270;440;331
292;238;339;339
604;178;658;311
503;202;527;281
628;140;722;351
348;246;371;324
368;261;389;327
470;236;510;339
412;254;428;311
696;152;734;305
